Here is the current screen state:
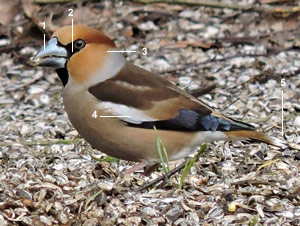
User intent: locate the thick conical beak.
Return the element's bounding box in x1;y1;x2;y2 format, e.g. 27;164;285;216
30;38;68;68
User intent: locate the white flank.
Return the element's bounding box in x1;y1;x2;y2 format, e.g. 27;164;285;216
99;101;156;124
171;131;228;160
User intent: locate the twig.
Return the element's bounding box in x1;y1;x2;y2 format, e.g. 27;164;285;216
190;83;217;97
31;0;78;3
0;43;40;54
132;0;300;14
214;26;300;44
232;180;271;186
0;138;80;147
136;161;186;191
220;97;241;111
161;46;299;73
132;0;251;10
0;45;23;54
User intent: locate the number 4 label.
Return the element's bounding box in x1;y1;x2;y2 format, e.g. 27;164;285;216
92;111;97;118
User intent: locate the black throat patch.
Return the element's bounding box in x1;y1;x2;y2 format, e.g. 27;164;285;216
56;68;69;87
54;40;81;87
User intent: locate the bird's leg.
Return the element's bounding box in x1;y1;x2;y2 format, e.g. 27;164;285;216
122;162;147;175
122;162;160;175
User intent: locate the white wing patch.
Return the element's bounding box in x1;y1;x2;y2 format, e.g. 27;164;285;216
99;101;156;124
113;80;152;91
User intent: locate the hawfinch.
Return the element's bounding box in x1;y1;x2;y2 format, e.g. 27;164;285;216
30;25;286;171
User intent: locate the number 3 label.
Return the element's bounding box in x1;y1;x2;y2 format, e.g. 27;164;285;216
142;47;147;56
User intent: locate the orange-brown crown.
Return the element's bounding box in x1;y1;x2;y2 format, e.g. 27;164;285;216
53;24;115;47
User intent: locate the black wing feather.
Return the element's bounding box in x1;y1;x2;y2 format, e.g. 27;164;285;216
128;109;254;132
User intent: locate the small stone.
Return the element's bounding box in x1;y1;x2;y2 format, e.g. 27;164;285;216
138;21;159;31
179;10;200;19
153;58;170;70
188;83;199;91
98;181;113;191
28;85;45;94
237;74;250;83
39;94;50;105
20;124;31;136
276;211;294;219
293;117;300;127
0;38;10;46
20;47;36;55
121;217;141;225
294;207;300;216
292;219;300;226
203;26;219;38
57;211;68;224
40;216;52;226
256;151;264;160
187;23;205;30
166;205;183;221
294;153;300;161
178;77;192;87
207;206;224;219
16;189;32;200
265;79;277;89
225;193;234;202
143;207;157;217
96;192;107;206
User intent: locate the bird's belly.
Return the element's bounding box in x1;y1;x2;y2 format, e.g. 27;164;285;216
62;90;144;161
62;89;226;163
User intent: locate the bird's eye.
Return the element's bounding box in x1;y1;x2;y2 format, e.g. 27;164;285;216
74;39;86;50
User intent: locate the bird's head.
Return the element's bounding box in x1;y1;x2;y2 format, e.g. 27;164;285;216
30;25;124;87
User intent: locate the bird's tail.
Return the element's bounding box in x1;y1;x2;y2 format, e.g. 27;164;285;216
224;130;287;149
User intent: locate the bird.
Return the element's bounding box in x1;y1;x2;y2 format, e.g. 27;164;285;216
30;24;287;173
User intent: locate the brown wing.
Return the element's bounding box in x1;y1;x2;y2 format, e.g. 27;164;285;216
88;62;254;131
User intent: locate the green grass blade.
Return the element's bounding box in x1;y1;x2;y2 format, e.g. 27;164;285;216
56;137;81;144
84;190;103;209
179;144;206;189
250;215;259;226
92;155;119;163
153;126;169;173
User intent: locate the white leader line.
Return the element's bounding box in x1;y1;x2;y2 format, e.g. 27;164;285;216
100;116;132;118
43;34;46;50
107;50;137;53
281;89;284;136
71;19;74;52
